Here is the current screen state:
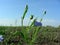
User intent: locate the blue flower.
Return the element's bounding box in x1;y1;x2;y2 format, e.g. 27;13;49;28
0;35;4;42
34;21;42;26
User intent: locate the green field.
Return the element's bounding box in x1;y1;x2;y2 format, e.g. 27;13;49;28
0;26;60;45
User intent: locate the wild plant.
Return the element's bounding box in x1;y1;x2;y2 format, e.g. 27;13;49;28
20;4;46;45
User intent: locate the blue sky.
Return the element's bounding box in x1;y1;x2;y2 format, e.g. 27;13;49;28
0;0;60;26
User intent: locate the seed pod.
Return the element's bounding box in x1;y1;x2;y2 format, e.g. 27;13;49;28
30;15;33;20
44;11;46;15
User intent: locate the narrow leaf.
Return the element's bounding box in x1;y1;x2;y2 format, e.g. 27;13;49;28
22;5;28;19
40;18;43;22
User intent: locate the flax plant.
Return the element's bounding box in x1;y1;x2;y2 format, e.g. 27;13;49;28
20;4;46;45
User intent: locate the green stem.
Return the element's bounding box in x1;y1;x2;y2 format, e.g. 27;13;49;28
29;27;41;45
21;17;23;26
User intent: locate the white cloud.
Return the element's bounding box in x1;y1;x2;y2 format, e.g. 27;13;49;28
0;19;15;26
42;19;60;27
0;18;60;27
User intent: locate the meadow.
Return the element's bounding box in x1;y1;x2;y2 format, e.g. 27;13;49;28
0;26;60;45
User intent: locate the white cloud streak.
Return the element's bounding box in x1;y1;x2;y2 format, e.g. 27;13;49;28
0;18;60;27
42;19;60;27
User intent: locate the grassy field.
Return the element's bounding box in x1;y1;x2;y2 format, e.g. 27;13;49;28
0;26;60;45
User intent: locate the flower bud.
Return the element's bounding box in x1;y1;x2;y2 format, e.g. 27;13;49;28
30;15;33;20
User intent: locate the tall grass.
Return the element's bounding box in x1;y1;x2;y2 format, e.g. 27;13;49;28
20;4;46;45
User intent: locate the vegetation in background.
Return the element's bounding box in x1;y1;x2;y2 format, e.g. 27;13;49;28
0;26;59;45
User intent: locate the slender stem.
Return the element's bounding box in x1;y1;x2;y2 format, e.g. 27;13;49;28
28;19;31;26
21;17;23;26
29;27;41;45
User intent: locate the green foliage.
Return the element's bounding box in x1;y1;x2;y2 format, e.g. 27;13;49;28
0;26;59;45
21;5;28;26
30;18;37;26
0;30;5;35
20;4;47;45
22;5;28;20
